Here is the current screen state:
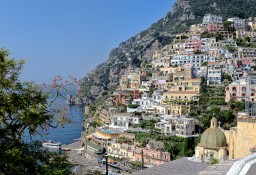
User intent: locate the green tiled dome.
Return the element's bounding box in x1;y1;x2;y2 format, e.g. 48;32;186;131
199;117;226;149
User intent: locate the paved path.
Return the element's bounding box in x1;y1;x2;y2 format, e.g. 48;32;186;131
64;140;103;174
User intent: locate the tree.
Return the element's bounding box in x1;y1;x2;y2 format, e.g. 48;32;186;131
224;73;232;81
214;32;224;42
223;21;235;32
201;62;208;66
226;46;237;53
0;49;72;174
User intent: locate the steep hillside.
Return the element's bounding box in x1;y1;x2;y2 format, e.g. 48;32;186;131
79;0;256;104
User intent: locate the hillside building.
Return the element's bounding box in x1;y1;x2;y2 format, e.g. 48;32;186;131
202;14;223;25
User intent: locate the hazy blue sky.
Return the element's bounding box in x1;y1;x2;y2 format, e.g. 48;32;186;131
0;0;175;83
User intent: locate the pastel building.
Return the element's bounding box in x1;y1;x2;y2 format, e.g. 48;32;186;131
208;48;225;58
160;116;196;137
236;30;256;39
238;47;256;59
119;69;141;90
109;113;141;131
225;79;256;102
190;24;204;35
163;78;201;115
171;54;219;68
207;62;223;85
207;23;224;33
166;78;201;92
202;14;223;25
184;36;202;52
172;64;192;81
134;147;171;166
227;17;246;30
107;142;136;161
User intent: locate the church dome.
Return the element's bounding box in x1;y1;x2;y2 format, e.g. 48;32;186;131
199;117;226;149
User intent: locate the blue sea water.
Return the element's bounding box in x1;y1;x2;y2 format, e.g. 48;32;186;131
24;105;84;145
23;87;85;145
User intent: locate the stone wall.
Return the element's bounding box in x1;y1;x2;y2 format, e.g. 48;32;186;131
225;113;256;159
227;153;256;175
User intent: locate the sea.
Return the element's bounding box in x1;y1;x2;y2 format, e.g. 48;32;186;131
23;87;85;145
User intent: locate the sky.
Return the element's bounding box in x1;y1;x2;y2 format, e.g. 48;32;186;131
0;0;175;84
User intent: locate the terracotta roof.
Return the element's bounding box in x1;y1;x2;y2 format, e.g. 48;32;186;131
208;62;221;65
164;91;199;94
180;78;201;81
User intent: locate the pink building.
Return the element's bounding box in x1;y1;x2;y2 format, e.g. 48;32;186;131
207;23;224;33
236;30;247;38
184;39;202;51
241;58;253;65
134;147;171;166
208;49;223;58
225;79;256;102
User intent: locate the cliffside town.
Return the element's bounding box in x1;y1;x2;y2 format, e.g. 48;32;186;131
81;14;256;174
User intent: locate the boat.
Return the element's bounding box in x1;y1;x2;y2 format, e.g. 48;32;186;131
42;140;61;149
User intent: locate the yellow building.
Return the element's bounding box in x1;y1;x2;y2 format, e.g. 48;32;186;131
224;113;256;159
163;91;200;103
160;64;192;81
195;117;227;162
163;78;201;115
166;78;201;92
165;102;193;115
172;64;192;82
107;142;135;161
119;70;141;90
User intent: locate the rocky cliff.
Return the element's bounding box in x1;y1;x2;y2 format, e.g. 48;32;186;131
79;0;256;104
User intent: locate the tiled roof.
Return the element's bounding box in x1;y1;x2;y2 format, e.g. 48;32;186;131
132;158;209;175
164;91;199;94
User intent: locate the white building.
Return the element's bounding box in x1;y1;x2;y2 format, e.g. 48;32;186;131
155;115;196;137
227;18;246;30
203;14;223;25
152;90;164;104
109;113;141;131
140;81;151;93
207;62;223;85
171;54;219;69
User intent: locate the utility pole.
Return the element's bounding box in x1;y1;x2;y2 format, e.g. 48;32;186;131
140;149;144;170
105;153;108;175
